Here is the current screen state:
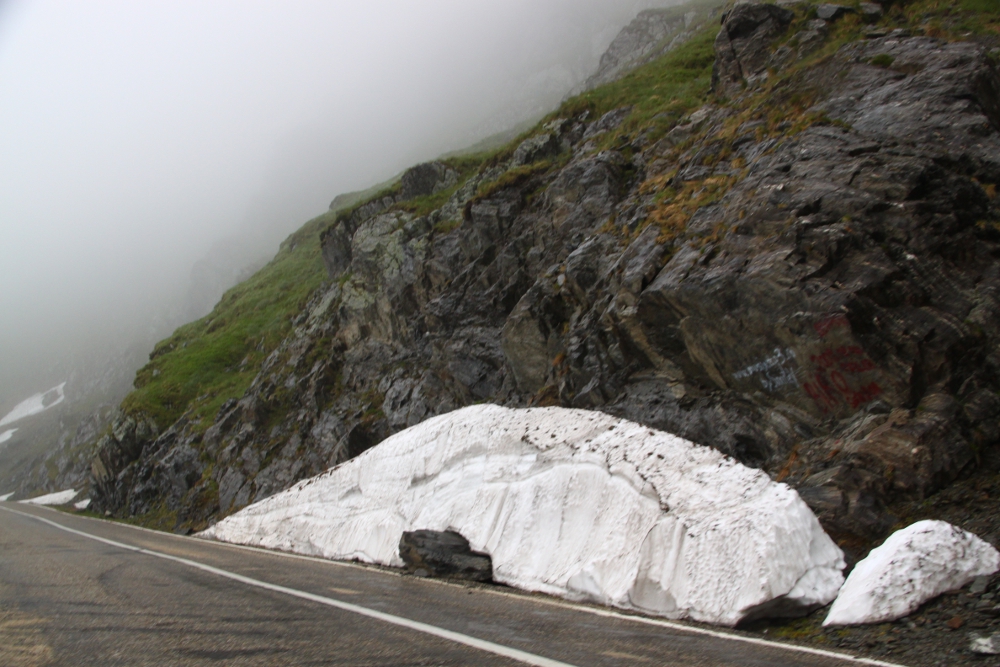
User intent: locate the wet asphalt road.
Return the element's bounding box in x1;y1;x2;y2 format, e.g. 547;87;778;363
0;502;901;667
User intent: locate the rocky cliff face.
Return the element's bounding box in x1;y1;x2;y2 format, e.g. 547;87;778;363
91;1;1000;558
5;406;111;498
580;0;725;91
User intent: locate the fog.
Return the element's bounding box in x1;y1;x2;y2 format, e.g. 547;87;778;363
0;0;679;415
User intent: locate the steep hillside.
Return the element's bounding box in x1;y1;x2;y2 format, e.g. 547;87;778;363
579;0;725;91
87;0;1000;589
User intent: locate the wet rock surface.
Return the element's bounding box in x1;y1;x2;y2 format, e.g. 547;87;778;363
712;2;795;96
399;530;493;582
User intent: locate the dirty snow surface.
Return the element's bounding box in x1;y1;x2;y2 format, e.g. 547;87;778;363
20;488;77;506
825;520;1000;626
0;382;66;427
202;405;845;625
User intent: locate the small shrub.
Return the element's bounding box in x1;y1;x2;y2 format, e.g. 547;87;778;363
962;0;1000;15
469;160;553;206
433;218;461;235
870;53;896;68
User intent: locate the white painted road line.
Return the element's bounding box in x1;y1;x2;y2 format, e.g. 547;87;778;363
0;505;577;667
3;503;909;667
548;601;905;667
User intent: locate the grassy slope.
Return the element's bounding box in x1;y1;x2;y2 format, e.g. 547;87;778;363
122;215;330;428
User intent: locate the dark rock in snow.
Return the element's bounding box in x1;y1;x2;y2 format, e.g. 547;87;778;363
399;530;493;582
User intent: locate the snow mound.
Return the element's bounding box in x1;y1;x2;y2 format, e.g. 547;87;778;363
825;520;1000;626
74;498;91;510
0;428;16;445
0;492;13;501
0;382;66;427
201;405;845;626
20;488;77;506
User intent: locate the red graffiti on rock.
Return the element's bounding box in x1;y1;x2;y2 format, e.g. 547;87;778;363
813;314;850;339
803;344;881;413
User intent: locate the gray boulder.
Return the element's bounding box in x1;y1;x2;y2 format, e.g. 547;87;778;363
399;162;457;201
511;133;562;167
859;3;883;21
816;4;854;21
398;530;493;582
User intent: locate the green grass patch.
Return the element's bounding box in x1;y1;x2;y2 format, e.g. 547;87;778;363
553;22;719;144
122;212;331;429
333;183;401;226
961;0;1000;17
890;0;1000;37
474;160;553;202
393;152;493;217
869;53;895;68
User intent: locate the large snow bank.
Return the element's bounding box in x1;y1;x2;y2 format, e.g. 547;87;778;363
825;520;1000;626
0;428;16;445
202;405;845;626
20;488;77;506
0;382;66;427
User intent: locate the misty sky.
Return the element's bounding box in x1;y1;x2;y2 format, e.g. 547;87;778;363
0;0;679;410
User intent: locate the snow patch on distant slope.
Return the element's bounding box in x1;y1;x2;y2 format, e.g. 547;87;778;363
202;405;844;626
0;428;16;444
825;520;1000;626
20;488;77;506
0;382;67;427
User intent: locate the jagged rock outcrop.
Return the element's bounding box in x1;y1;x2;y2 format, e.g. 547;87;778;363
581;2;725;92
399;161;458;200
712;2;795;97
90;411;159;512
92;2;1000;556
4;406;112;499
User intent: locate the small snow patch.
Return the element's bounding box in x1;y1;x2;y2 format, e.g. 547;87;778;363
74;498;91;510
971;632;1000;655
824;520;1000;626
0;428;16;444
20;489;77;506
0;382;66;427
0;492;13;501
202;405;844;626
